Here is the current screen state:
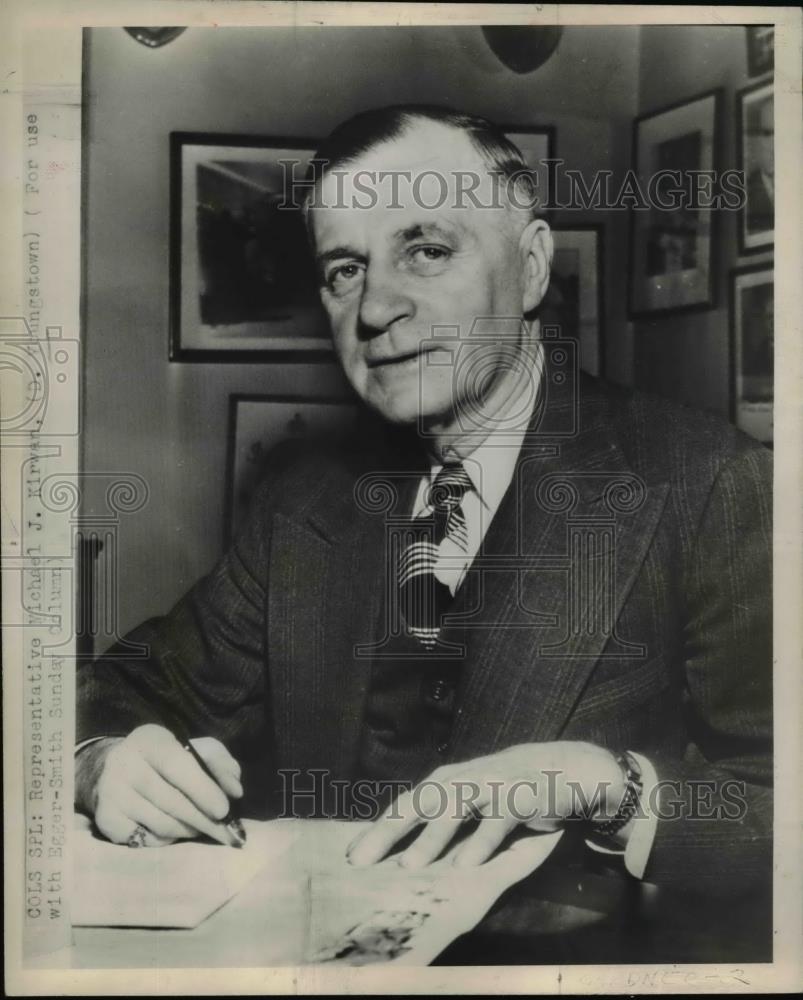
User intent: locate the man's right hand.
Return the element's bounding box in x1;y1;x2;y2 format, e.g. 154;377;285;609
75;724;244;847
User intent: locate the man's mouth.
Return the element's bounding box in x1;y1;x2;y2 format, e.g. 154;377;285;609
366;348;427;369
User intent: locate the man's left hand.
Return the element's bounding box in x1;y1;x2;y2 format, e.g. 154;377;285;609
347;741;625;869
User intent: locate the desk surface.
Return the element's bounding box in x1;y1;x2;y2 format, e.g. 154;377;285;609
67;823;770;968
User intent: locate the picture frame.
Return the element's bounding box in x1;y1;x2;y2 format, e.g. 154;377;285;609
169;133;331;362
225;394;360;540
737;82;774;254
746;25;774;78
541;225;604;377
628;89;722;318
730;265;773;446
501;126;555;213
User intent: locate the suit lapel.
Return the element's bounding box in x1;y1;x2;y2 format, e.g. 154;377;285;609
448;378;670;761
267;453;422;781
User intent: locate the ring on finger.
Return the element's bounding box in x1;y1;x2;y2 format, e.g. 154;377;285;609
127;823;149;849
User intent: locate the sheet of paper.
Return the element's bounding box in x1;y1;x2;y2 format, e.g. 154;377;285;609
299;824;563;966
72;815;562;965
71;815;300;928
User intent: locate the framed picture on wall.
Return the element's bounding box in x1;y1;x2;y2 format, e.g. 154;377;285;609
225;394;359;539
628;90;721;318
746;25;774;78
501;127;555;213
170;133;331;361
737;82;774;254
730;265;773;446
541;226;604;377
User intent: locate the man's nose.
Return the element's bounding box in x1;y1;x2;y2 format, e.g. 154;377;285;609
357;268;415;336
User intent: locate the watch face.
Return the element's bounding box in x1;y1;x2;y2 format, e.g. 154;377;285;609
591;753;644;837
622;751;643;786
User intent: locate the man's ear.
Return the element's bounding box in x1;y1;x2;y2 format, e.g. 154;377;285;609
519;219;553;313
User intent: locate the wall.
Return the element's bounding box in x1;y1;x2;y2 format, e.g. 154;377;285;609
633;25;773;412
82;25;639;639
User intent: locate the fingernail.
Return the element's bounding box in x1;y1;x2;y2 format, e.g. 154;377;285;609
346;832;364;854
227;818;247;847
350;845;380;867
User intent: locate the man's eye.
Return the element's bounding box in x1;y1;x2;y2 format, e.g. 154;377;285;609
411;245;450;262
326;263;364;293
407;245;452;274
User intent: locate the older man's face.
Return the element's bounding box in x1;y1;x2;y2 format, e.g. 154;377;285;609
309;122;533;428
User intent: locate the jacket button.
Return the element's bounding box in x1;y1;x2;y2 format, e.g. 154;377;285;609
436;741;450;754
431;680;447;701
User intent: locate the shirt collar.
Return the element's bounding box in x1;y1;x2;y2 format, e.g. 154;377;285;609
417;341;543;517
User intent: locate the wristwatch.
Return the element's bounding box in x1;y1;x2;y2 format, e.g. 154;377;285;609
592;750;643;838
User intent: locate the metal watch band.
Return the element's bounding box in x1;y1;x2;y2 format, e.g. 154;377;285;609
592;750;644;838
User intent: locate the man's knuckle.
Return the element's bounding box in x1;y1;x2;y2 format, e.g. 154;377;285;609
132;723;159;742
136;725;177;754
104;741;127;770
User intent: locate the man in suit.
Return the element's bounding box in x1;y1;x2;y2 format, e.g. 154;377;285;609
76;107;772;954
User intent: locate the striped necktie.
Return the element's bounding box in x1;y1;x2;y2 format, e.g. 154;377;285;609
398;462;474;648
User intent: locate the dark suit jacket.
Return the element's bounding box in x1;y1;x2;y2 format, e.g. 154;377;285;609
78;372;772;907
